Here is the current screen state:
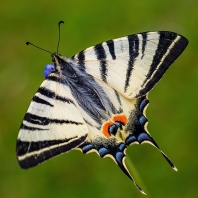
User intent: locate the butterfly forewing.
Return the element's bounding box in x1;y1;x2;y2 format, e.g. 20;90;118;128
73;31;188;98
17;73;88;169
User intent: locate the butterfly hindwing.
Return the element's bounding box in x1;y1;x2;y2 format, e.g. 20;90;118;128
76;78;176;193
75;82;147;192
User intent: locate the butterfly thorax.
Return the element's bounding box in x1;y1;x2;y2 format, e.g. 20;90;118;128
48;54;119;128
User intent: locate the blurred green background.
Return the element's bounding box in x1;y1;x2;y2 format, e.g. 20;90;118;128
0;0;197;197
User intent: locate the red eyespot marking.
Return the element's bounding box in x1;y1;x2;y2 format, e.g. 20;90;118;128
113;114;128;124
102;121;113;137
102;114;128;138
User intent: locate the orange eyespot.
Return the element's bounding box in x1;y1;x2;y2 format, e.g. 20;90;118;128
102;121;114;137
102;114;128;138
113;114;127;124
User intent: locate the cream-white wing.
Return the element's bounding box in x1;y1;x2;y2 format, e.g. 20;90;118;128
72;31;188;98
16;73;88;169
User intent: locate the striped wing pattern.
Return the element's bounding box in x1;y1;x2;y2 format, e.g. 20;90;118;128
16;72;88;168
17;31;188;194
72;31;188;98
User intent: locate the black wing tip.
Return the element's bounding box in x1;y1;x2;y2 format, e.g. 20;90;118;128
18;158;37;169
139;31;189;51
157;31;189;50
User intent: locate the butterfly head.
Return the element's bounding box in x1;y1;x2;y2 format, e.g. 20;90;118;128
43;54;66;78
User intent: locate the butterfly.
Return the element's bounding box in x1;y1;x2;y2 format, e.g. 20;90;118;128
16;28;188;194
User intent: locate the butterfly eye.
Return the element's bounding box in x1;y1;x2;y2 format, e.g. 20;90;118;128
44;64;55;78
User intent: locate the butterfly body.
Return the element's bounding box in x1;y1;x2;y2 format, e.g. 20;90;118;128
17;31;188;194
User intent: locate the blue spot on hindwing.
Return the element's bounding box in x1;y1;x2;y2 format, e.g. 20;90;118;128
115;151;125;164
125;135;137;145
139;99;149;111
82;144;94;153
108;122;123;136
118;143;126;152
138;133;151;143
139;116;147;126
98;147;110;157
108;124;118;135
44;64;55;78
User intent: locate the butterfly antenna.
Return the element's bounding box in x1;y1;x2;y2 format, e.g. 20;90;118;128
26;42;53;55
57;21;64;54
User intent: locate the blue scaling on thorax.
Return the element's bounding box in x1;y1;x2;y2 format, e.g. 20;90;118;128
44;64;55;78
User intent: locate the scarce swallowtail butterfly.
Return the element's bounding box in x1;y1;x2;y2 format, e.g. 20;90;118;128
16;22;188;194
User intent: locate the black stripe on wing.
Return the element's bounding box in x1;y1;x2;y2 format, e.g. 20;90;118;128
22;113;83;127
142;32;177;86
71;50;86;70
47;75;60;82
124;35;139;92
17;134;87;169
141;32;147;59
106;39;116;60
94;43;108;82
32;95;53;107
137;32;188;97
20;124;47;131
76;50;86;70
37;87;76;105
114;90;122;106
